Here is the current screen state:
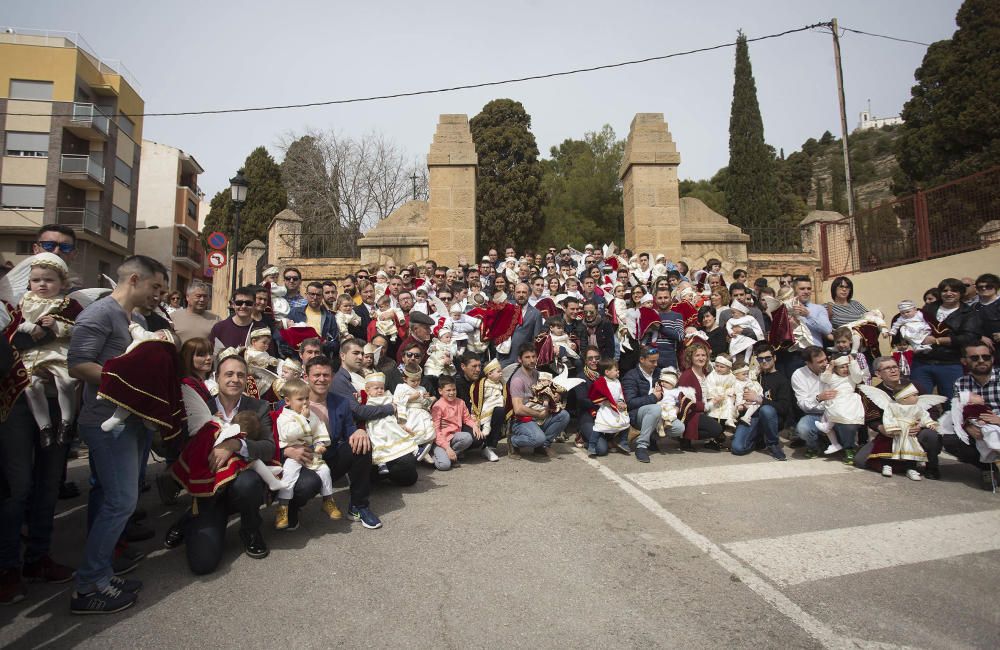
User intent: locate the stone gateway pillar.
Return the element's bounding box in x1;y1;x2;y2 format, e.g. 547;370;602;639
427;114;478;264
619;113;682;258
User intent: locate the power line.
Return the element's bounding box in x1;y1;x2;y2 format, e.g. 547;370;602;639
839;25;931;47
0;22;830;120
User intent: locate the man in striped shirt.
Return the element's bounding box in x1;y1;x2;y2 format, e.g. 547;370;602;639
647;288;684;369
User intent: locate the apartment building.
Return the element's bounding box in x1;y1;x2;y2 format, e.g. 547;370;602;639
134;140;210;295
0;29;144;286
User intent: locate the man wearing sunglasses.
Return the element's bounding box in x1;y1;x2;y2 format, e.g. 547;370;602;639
32;225;77;263
209;287;259;350
730;343;791;460
282;268;306;311
941;344;1000;490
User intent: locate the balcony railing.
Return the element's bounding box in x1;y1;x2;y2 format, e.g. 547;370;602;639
56;207;104;235
60;154;105;184
70;103;110;137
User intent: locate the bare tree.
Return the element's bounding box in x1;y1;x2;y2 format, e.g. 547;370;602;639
277;129;427;236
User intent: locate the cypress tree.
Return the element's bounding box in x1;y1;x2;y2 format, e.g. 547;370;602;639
202;146;287;251
724;31;780;230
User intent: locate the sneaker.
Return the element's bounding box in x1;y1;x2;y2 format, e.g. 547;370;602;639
0;567;26;605
415;444;433;462
481;447;500;462
348;505;383;530
109;575;142;593
824;443;843;455
906;469;923;481
156;472;180;505
22;556;74;584
767;444;787;461
377;463;390;475
843;449;855;465
164;523;185;549
703;439;724;452
815;420;831;434
70;583;137;615
635;448;651;463
614;439;631;455
804;448;818;459
58;481;80;500
274;505;290;530
923;465;940;480
882;465;893;478
322;499;343;520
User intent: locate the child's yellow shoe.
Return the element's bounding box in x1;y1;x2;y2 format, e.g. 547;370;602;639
274;504;289;530
322;499;343;520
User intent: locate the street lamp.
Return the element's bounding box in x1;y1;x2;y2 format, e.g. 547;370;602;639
229;170;249;297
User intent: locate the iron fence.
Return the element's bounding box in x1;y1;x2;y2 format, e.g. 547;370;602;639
744;226;802;254
820;166;1000;278
278;231;360;259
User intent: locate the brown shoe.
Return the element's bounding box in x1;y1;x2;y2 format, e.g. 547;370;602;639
0;568;26;604
538;446;558;459
322;499;343;521
22;556;74;584
509;445;523;459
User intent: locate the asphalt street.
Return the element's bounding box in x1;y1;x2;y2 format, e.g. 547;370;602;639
1;438;998;649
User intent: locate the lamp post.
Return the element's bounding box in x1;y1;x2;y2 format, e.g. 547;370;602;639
229;170;249;298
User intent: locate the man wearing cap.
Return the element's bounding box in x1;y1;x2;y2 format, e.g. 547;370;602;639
396;310;434;364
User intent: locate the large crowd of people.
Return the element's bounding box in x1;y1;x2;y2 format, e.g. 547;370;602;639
1;224;998;614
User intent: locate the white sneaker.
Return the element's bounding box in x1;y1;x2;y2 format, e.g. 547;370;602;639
824;443;843;455
815;420;831;434
906;469;922;481
882;465;893;477
482;447;500;462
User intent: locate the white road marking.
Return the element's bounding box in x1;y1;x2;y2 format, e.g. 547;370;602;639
725;510;1000;586
625;459;855;490
573;449;912;650
53;503;87;520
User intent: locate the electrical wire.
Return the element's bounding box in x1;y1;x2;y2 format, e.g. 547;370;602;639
839;26;931;47
0;22;829;120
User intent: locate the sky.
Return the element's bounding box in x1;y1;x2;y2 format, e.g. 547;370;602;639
7;0;964;200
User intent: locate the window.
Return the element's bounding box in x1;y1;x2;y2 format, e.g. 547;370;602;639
1;185;45;209
114;157;132;186
111;205;130;233
9;80;53;101
187;198;197;219
5;132;49;157
117;113;134;139
176;236;190;257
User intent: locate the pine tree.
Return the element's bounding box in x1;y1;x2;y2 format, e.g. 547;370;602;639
202;147;287;252
470;99;544;255
724;31;780;230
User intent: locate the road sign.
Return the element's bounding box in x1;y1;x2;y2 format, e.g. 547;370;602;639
207;250;227;269
207;231;228;250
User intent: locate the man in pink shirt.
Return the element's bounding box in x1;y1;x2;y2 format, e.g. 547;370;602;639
430;376;482;471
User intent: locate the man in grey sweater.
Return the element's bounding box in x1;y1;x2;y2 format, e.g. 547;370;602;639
67;255;167;615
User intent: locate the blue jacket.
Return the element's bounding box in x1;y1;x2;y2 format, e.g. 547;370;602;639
622;365;662;428
285;305;340;359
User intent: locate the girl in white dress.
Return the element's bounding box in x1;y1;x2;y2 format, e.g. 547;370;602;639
816;355;865;454
704;354;737;428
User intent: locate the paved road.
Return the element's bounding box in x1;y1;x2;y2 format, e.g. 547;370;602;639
1;440;998;649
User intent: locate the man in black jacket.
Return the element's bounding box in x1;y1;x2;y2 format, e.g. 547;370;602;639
730;342;791;460
349;280;376;340
568;302;615;361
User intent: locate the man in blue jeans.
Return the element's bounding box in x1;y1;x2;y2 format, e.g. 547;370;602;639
67;255;167;615
508;344;570;458
731;343;791;461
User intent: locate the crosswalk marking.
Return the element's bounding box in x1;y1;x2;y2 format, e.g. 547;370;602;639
625;460;855;490
724;510;1000;586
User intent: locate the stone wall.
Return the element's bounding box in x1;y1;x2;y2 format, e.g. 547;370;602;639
358;200;429;268
426;114;477;264
677;197;750;277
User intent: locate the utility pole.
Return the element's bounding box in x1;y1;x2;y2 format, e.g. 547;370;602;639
411;172;418;200
830;18;855;216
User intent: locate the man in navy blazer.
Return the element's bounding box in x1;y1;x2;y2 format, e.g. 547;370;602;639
497;283;543;368
285;282;339;358
621;346;668;463
280;355;379;529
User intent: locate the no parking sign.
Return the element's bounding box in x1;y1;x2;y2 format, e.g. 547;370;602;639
207;231;228;250
207;250;227;268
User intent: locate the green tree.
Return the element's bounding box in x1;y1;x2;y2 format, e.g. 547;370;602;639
724;31;780;230
538;125;625;248
896;0;1000;191
470;99;544;254
202;146;287;251
679;177;727;216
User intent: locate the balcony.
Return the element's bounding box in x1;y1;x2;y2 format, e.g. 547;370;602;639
173;242;204;270
65;103;110;141
60;154;105;190
56;207;104;236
